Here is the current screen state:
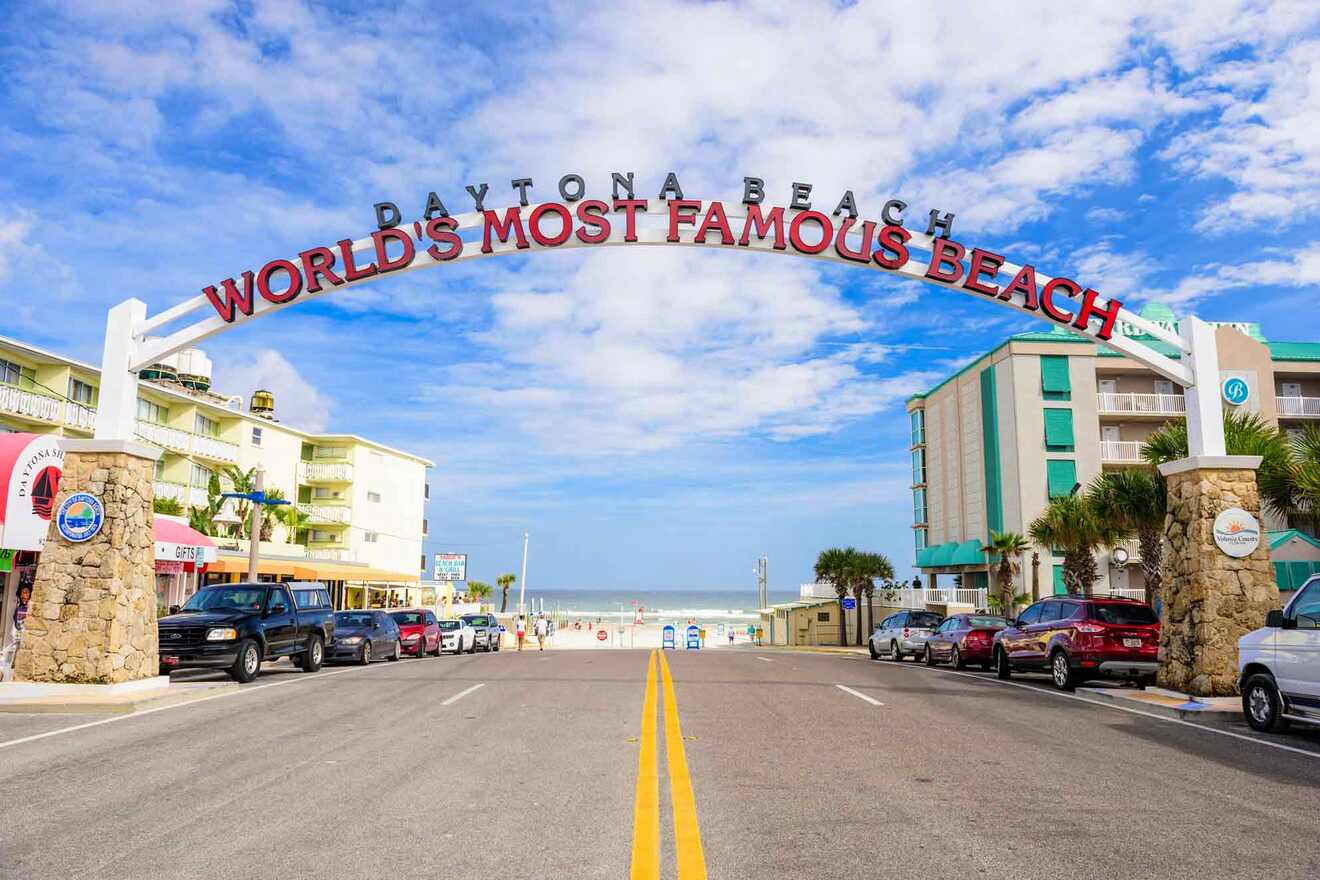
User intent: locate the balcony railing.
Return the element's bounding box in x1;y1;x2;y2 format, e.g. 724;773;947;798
308;547;355;562
884;587;989;610
300;461;354;483
1100;439;1144;462
297;502;351;524
1277;396;1320;418
153;481;210;509
136;420;192;453
191;433;239;463
1096;392;1186;416
63;401;96;431
0;384;62;423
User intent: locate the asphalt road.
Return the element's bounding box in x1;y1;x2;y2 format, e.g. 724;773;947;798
1;647;1318;880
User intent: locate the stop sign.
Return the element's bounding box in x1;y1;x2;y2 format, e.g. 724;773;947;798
596;629;608;641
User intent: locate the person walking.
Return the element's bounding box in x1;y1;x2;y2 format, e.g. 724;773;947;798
728;628;735;646
515;615;526;651
534;614;549;651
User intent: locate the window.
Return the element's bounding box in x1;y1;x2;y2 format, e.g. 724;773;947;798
424;483;430;500
1037;600;1062;623
293;589;330;610
420;553;427;571
314;446;346;459
266;588;292;613
1089;603;1159;626
1043;409;1075;451
911;450;925;485
190;463;213;488
67;378;96;405
1288;581;1320;629
367;491;382;503
153;458;167;480
194;413;219;437
913;488;927;524
1017;603;1044;626
422;519;429;536
1046;460;1077;499
910;410;924;446
1058;601;1082;620
1040;355;1071;400
1153;379;1175;396
0;358;35;389
817;611;830;622
914;528;927;554
137;398;169;425
251;427;263;447
364;531;379;543
908;612;943;628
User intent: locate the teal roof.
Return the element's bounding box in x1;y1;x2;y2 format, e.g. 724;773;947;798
915;539;986;569
1096;335;1184;359
1269;342;1320;362
1267;529;1320;552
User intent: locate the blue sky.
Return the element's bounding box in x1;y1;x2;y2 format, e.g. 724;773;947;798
2;1;1320;590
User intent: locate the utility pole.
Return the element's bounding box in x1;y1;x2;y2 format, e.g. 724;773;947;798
755;555;768;610
517;531;529;616
247;468;263;582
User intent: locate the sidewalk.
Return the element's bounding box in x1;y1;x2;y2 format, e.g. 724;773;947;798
0;680;238;715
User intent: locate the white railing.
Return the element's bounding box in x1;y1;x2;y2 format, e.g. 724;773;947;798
136;420;192;453
1100;440;1144;462
1096;392;1185;415
1104;587;1146;601
1277;396;1320;417
63;401;96;431
192;433;239;463
0;384;61;423
300;461;354;483
889;587;988;610
297;502;351;524
309;547;354;561
154;481;212;509
1108;538;1142;563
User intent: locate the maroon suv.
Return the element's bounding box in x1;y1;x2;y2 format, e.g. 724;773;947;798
992;597;1159;690
923;614;1011;669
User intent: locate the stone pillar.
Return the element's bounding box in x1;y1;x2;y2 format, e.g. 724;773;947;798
1157;455;1277;697
13;440;160;684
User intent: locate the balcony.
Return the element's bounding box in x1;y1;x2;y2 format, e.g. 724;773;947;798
63;401;96;432
1100;439;1144;463
191;433;239;464
1277;396;1320;418
0;384;61;424
300;461;354;483
883;587;989;610
1096;392;1185;416
309;547;356;562
297;502;351;525
154;480;209;509
137;420;192;453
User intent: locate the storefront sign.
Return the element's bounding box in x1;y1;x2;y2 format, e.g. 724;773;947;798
0;433;64;552
0;548;13;573
1221;376;1250;406
156;560;186;574
154;541;217;565
56;493;104;543
1213;507;1261;558
433;552;467;581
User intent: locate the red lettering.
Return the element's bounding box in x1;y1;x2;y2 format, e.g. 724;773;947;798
833;218;875;264
202;272;255;323
337;239;378;282
298;247;342;294
925;238;966;283
1041;277;1080;324
529;203;573;247
789;210;832;254
481;207;529;253
425;217;462;261
963;248;1003;296
667;199;702;242
694;201;734;245
373;228;415;273
1073;288;1122;340
256;259;302;304
873;224;910;270
738;204;786;250
612;199;647;242
575;200;611;243
999;264;1039;309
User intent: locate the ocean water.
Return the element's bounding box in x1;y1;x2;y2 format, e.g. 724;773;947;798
505;588;797;623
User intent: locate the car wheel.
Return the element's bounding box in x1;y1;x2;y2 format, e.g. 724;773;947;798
1050;650;1077;691
889;640;903;662
950;645;965;670
303;635;324;673
493;637;501;652
467;638;477;654
995;647;1012;680
868;639;879;660
924;645;936;666
229;639;261;683
389;639;402;661
415;640;427;658
429;638;442;657
359;642;372;665
1242;673;1290;733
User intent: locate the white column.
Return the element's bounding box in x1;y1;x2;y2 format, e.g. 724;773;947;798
94;299;147;441
1181;316;1226;457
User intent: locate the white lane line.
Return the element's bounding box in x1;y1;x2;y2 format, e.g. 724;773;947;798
755;657;773;663
441;683;485;706
836;684;884;706
0;658;422;753
888;662;1320;761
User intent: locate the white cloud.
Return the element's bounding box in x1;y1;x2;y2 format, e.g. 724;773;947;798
210;349;335;432
1147;242;1320;306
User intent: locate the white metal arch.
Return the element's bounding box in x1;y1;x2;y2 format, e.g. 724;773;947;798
95;199;1226;455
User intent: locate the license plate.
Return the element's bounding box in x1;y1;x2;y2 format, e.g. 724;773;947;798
1122;638;1142;648
161;656;178;665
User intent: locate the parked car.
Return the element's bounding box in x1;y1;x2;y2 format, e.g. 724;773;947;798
391;608;441;657
993;597;1159;690
439;617;476;654
923;614;1011;669
461;613;502;652
157;582;335;683
328;610;402;665
1238;575;1320;732
870;610;943;661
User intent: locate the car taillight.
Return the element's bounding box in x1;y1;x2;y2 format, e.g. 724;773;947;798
1073;622;1105;634
966;632;988;643
902;628;910;638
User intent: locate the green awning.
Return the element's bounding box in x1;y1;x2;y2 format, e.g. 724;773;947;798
1044;408;1075;449
1040;355;1071;394
1047;459;1077;498
950;539;986;566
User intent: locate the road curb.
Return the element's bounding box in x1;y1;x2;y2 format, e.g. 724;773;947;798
0;681;240;715
1076;686;1242;726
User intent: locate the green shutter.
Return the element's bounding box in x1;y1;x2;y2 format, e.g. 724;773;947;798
1047;460;1077;498
1043;408;1075;450
980;367;1003;534
1288;561;1315;589
1040;355;1071;399
1052;564;1066;595
1274;561;1292;590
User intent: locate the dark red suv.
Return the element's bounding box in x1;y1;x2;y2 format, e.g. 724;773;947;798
992;597;1159;690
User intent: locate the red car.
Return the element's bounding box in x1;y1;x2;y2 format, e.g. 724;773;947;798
923;614;1011;669
390;608;441;657
992;597;1159;690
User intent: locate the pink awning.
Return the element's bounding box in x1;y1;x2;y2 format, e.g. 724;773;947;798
153;517;217;565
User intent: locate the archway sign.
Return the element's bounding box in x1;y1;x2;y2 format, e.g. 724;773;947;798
94;171;1225;457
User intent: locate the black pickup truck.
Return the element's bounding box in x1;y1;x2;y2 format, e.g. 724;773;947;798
157;582;336;683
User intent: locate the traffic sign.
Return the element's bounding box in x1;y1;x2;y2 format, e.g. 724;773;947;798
842;597;856;610
596;629;608;641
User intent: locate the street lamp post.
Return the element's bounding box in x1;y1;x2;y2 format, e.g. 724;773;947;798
221;467;289;583
517;531;529;616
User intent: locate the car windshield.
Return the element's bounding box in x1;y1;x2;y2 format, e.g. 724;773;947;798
463;615;492;626
1089;603;1158;625
391;612;423;625
179;587;266;613
438;620;461;631
335;612;374;627
966;616;1009;629
908;612;942;628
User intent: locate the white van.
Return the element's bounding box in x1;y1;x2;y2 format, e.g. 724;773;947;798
1238;576;1320;732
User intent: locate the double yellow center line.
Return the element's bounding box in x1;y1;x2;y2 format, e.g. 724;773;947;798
631;650;707;880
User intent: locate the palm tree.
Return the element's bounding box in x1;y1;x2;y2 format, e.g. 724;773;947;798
856;552;893;643
1282;424;1320;534
257;487;286;542
153;496;184;516
497;573;517;613
275;503;312;545
186;473;225;536
982;531;1029;612
1028;494;1122;596
814;547;855;645
1087;469;1166;605
467;581;493;606
222;466;258;537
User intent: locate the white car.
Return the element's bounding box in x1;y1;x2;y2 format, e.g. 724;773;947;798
1238;576;1320;732
438;618;476;655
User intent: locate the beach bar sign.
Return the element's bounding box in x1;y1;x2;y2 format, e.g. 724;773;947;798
433;553;467;582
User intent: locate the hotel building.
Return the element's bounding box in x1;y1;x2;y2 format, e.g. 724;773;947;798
906;303;1320;603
